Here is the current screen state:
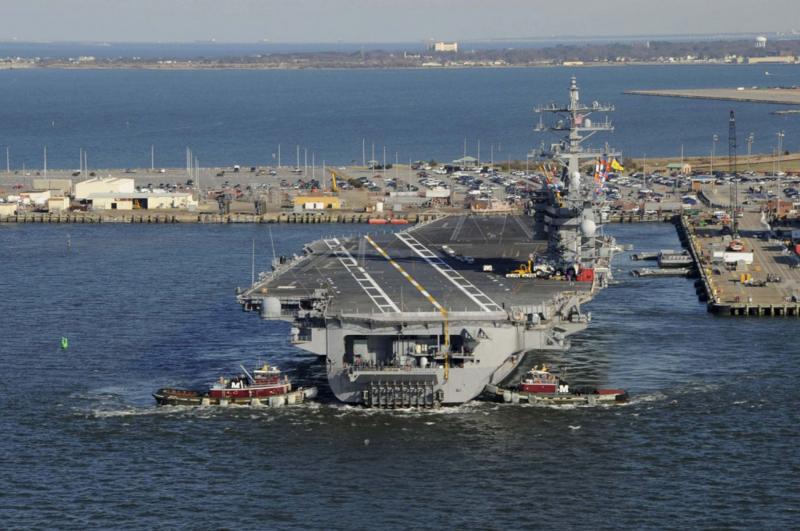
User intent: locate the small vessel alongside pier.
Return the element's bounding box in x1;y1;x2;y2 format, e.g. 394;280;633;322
632;267;693;277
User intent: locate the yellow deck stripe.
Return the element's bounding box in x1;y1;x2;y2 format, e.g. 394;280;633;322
365;235;446;313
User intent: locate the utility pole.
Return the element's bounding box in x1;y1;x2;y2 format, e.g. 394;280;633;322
6;146;9;173
277;143;281;168
151;145;155;171
362;138;366;167
728;111;737;175
643;153;647;180
195;157;200;196
710;134;718;176
777;131;785;174
680;144;684;172
728;110;738;237
43;146;47;178
746;133;754;170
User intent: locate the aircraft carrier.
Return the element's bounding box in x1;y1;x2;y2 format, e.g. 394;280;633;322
237;77;620;406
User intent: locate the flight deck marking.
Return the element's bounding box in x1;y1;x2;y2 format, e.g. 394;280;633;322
394;232;503;312
512;215;534;240
323;238;400;313
364;235;445;313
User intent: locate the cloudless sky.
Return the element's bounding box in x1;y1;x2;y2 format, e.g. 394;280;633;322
0;0;797;43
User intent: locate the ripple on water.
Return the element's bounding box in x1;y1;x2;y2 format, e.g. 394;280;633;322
3;223;799;528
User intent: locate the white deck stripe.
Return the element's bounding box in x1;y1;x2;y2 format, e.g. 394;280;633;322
394;232;503;313
323;238;400;313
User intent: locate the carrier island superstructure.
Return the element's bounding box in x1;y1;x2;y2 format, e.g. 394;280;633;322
237;78;619;407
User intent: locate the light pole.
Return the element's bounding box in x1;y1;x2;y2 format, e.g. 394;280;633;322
746;133;754;171
711;134;718;177
777;131;785;174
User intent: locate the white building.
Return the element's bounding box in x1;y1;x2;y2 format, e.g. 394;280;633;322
432;41;458;53
755;36;767;48
88;192;198;211
74;177;135;200
47;196;71;212
748;55;797;64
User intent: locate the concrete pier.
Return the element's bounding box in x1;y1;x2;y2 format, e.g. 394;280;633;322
679;214;800;317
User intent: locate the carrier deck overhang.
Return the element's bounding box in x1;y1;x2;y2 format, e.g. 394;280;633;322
236;214;608;406
238;215;596;320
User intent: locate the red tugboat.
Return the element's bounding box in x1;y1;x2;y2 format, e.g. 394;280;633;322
511;365;628;405
153;363;317;407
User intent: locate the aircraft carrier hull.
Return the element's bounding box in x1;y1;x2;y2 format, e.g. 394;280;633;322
238;214;603;406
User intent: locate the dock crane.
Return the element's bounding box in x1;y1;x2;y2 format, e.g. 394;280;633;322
329;170;339;193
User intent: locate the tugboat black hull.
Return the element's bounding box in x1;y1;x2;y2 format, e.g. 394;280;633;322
153;388;204;406
153;387;318;407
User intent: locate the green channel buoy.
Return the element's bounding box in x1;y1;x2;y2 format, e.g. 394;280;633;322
60;337;69;350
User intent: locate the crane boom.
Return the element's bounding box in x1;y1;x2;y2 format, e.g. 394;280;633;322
329;170;338;193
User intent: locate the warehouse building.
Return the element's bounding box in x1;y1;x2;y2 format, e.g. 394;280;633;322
47;197;71;212
293;195;342;212
88;192;198;211
74;177;135;200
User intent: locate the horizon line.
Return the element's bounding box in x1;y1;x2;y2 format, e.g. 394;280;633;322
0;31;793;47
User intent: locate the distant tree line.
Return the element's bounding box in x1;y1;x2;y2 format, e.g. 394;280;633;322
33;39;800;69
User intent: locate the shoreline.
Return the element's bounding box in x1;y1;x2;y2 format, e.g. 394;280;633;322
626;87;800;106
0;61;788;72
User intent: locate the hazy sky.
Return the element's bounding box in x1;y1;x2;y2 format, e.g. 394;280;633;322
0;0;797;43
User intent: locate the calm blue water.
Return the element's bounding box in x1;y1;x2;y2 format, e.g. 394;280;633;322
0;65;799;171
1;222;798;528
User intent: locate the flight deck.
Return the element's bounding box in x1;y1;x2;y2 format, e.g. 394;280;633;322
243;214;592;317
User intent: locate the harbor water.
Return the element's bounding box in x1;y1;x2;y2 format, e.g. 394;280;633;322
1;64;800;170
1;222;798;528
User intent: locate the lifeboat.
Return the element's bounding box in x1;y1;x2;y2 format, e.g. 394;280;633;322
153;362;317;407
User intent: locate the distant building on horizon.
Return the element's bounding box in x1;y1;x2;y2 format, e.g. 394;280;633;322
747;55;796;64
755;36;767;48
430;41;458;53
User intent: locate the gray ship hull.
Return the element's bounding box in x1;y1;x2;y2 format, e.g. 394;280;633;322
238;214;605;406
